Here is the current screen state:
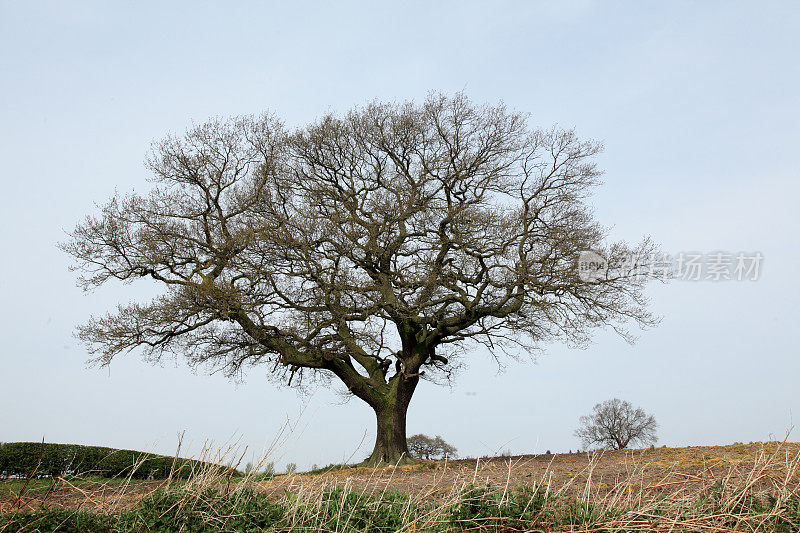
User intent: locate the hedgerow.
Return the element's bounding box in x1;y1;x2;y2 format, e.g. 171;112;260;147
0;442;232;480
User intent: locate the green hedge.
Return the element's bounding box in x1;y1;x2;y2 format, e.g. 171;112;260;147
0;442;232;480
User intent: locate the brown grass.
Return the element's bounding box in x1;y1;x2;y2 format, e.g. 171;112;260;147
2;440;799;531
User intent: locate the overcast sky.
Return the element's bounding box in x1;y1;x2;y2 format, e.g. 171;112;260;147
1;1;798;470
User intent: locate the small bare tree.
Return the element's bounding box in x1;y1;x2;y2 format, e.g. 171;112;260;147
408;434;457;460
62;93;658;465
434;436;458;459
575;398;658;450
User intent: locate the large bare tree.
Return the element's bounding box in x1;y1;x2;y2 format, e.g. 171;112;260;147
62;94;657;465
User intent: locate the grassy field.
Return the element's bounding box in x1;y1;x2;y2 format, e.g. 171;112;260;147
1;441;799;531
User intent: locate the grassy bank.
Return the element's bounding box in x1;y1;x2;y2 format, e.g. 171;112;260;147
1;441;798;532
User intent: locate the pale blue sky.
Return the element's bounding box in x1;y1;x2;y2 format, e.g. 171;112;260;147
1;1;798;469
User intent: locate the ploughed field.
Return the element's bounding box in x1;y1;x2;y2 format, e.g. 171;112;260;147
3;442;798;513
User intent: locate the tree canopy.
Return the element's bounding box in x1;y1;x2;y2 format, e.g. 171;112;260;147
62;93;657;464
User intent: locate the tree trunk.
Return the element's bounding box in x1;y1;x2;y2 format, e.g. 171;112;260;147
364;378;417;465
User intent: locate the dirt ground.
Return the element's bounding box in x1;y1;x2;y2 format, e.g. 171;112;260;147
263;441;800;502
2;442;798;513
